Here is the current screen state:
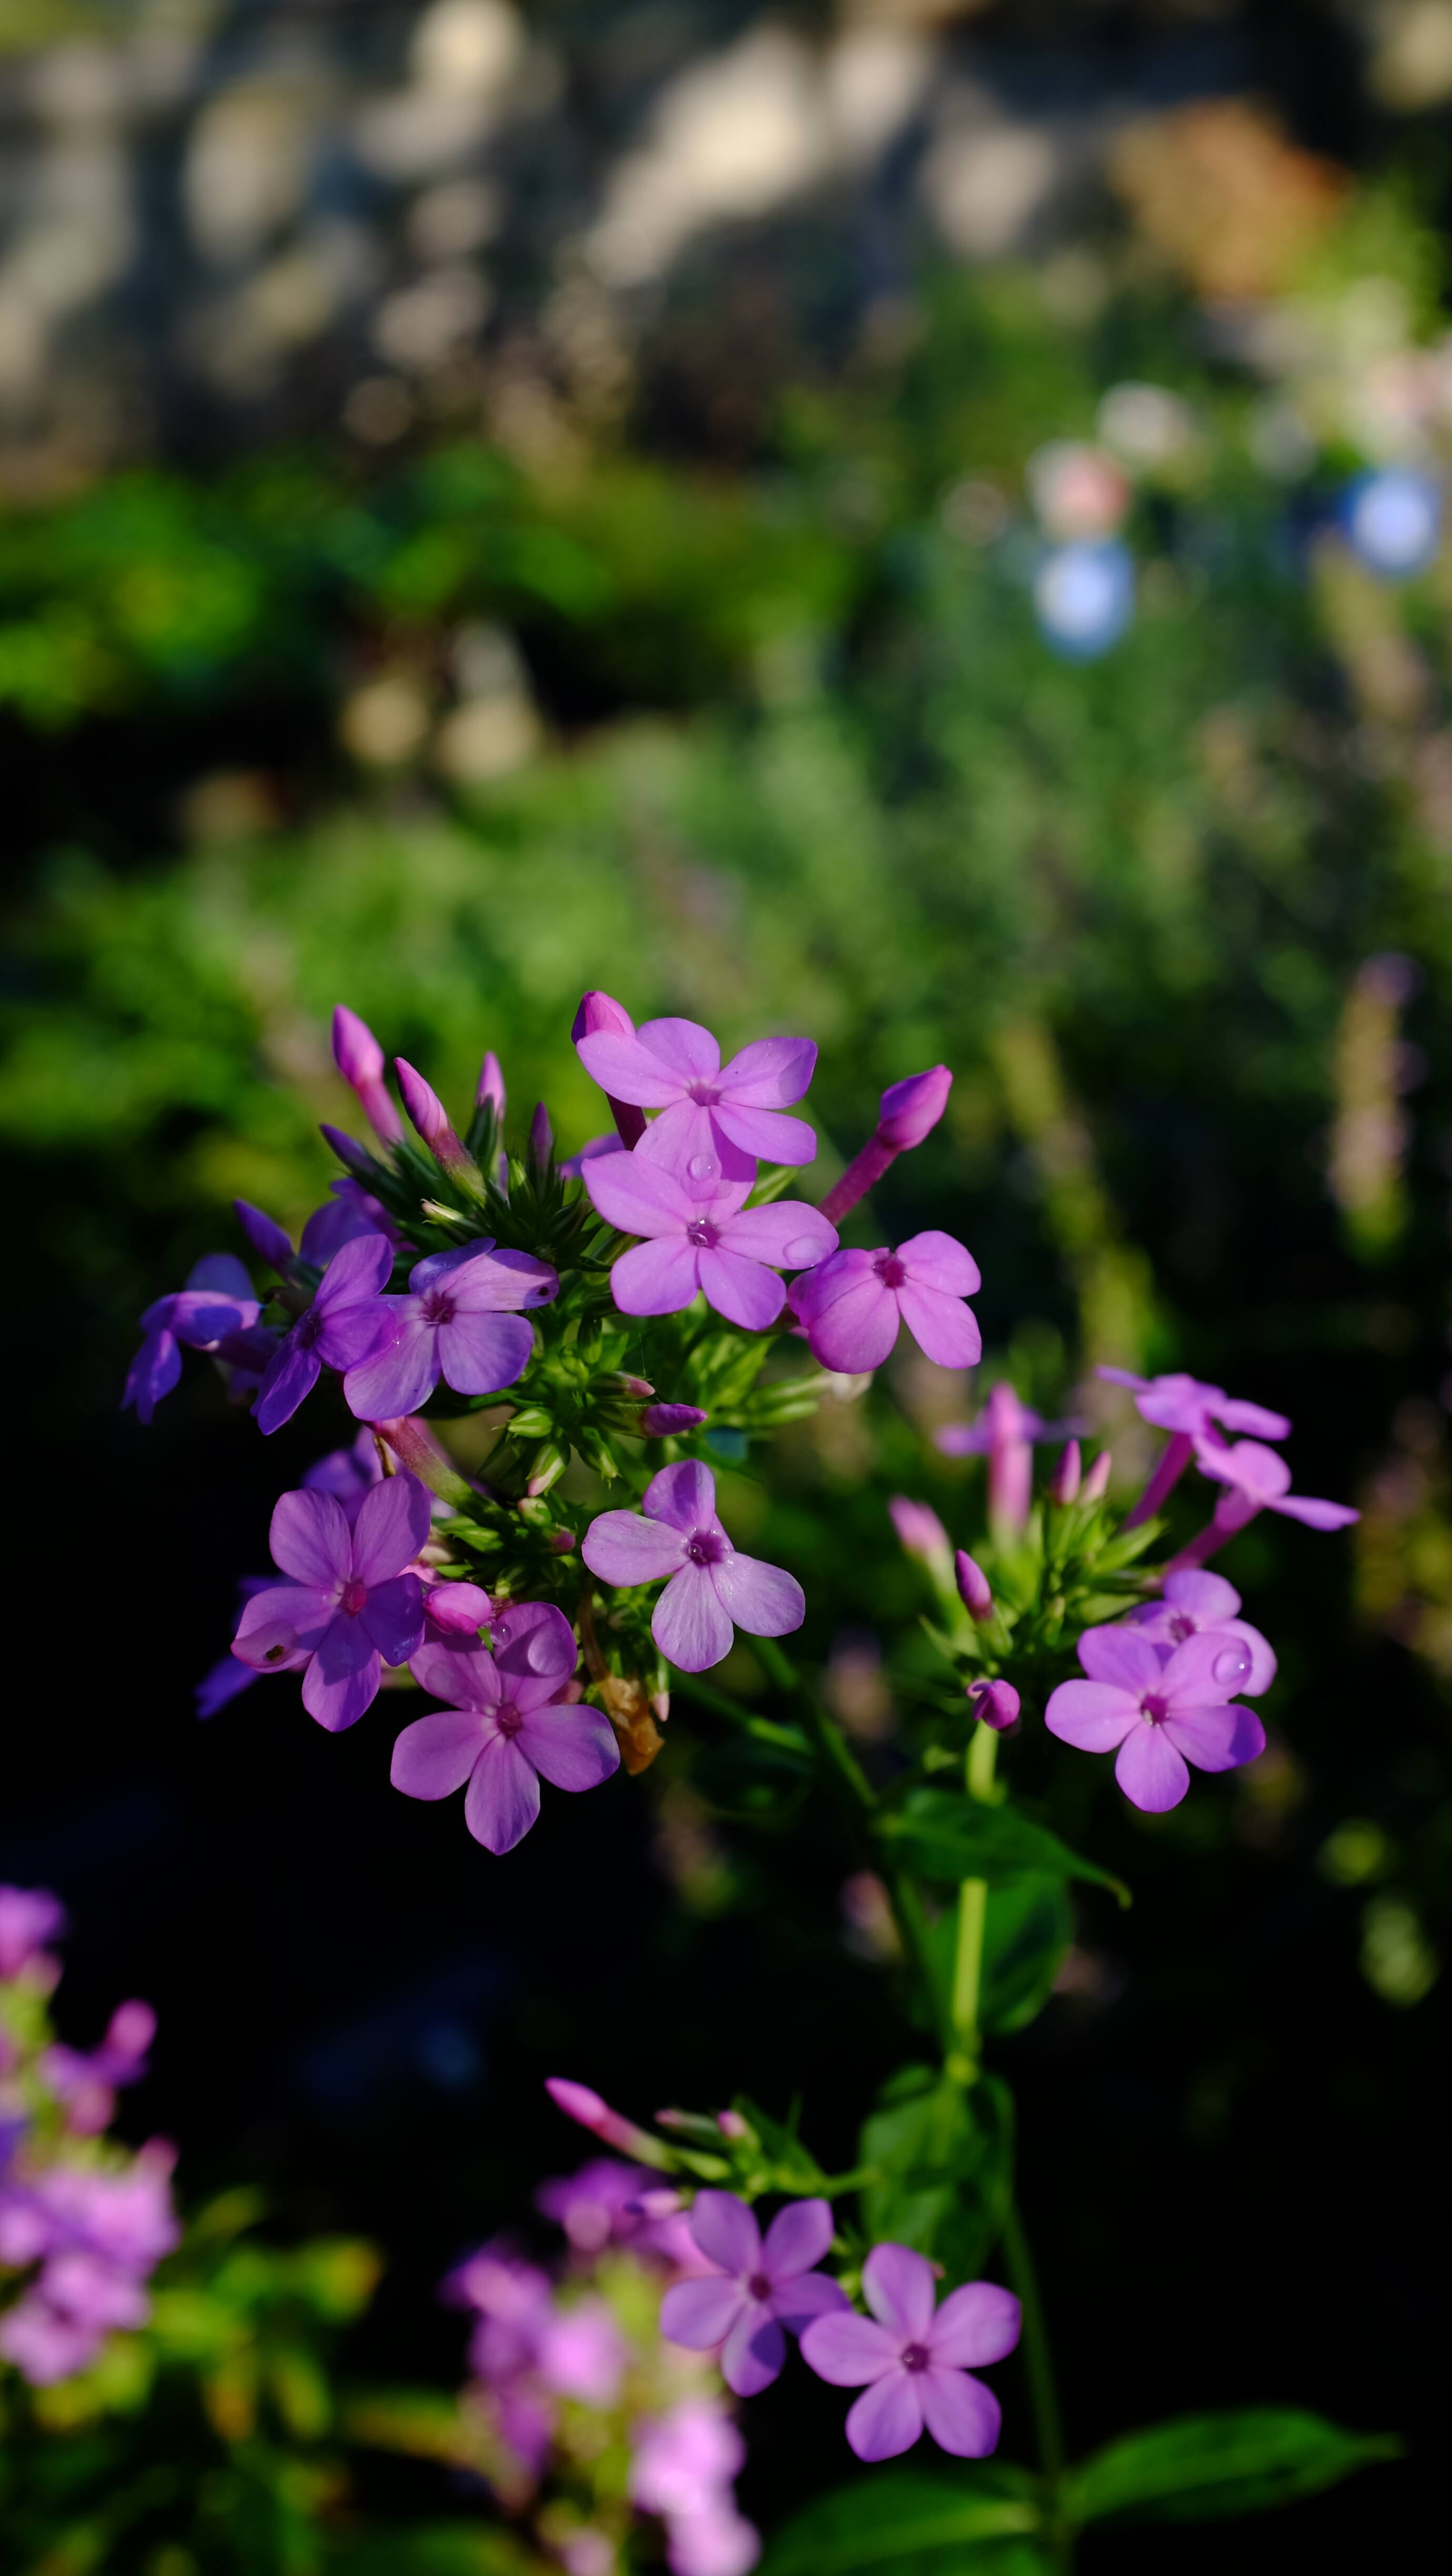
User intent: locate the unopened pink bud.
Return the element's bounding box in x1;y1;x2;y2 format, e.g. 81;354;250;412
571;990;635;1044
717;2109;749;2140
876;1064;953;1151
642;1403;708;1436
233;1199;293;1271
528;1101;553;1168
319;1123;373;1174
425;1581;493;1635
396;1059;472;1173
544;2076;671;2166
617;1375;654;1399
332;1003;385;1088
546;1528;577;1554
967;1676;1020;1731
628;2187;685;2219
889;1496;951;1566
105;1999;157;2058
476;1050;506;1115
954;1550;994;1620
1048;1439;1082;1505
1081;1450;1112;1502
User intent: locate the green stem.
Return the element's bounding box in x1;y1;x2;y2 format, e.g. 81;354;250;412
949;1721;1000;2079
754;1636;876;1814
669;1670;809;1756
1000;2194;1068;2527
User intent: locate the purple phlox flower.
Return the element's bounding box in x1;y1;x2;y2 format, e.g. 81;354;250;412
0;1886;66;1982
544;2078;674;2168
536;2293;628;2403
449;2240;554;2386
44;2000;156;2136
576;1012;818;1179
0;2141;180;2375
423;1579;494;1637
936;1383;1079;1537
583;1152;836;1330
967;1678;1020;1732
888;1497;951;1571
237;1190;401;1283
583;1461;804;1675
1120;1569;1276;1695
123;1255;261;1424
630;2398;760;2576
254;1232;396;1436
394;1601;618;1854
791;1235;981;1374
302;1427;384;1517
1045;1626;1264;1814
537;2157;653;2253
1099;1367;1292;1527
820;1066;954;1225
800;2242;1020;2463
662;2500;761;2576
397;1056;474;1174
660;2190;849;2396
572;990;646;1149
341;1236;557;1421
0;2292;103;2383
642;1403;709;1437
332;1004;402;1144
1192;1438;1360;1533
233;1474;430;1730
560;1132;619;1180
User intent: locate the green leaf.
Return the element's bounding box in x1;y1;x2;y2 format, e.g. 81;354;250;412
860;2069;1013;2281
758;2465;1045;2576
982;1875;1075;2033
1065;2409;1403;2525
879;1790;1128;1905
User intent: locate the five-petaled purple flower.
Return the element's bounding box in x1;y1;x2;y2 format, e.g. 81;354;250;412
1099;1367;1292;1527
1192;1439;1360;1532
790;1235;982;1373
1045;1626;1264;1813
582;1152;836;1330
392;1601;619;1853
341;1237;558;1420
124;1256;261;1424
660;2190;848;2396
800;2243;1020;2463
1119;1569;1275;1695
255;1232;396;1436
583;1462;803;1674
233;1474;430;1730
575;1013;818;1180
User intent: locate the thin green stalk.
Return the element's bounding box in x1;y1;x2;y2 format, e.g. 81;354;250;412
1001;2193;1068;2533
754;1635;876;1814
949;1720;1000;2080
669;1670;810;1756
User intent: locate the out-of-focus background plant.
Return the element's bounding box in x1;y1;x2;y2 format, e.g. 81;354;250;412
2;2;1449;2568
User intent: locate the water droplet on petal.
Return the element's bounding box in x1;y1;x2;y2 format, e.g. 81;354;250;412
687;1153;718;1185
783;1238;823;1269
1212;1643;1252;1689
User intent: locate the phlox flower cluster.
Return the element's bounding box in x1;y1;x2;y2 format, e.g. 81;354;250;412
448;2154;759;2576
0;1886;178;2388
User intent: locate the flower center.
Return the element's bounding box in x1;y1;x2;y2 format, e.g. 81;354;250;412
686;1081;721;1106
747;2272;772;2302
874;1253;907;1290
297;1308;321;1347
339;1578;368;1616
685;1531;724;1567
1168;1613;1195;1642
420;1288;457;1326
901;2341;930;2373
495;1702;522;1738
1141;1693;1167;1724
685;1217;721;1250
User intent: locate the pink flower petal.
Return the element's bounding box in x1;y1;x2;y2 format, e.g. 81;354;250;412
436;1310;535;1395
357;1573;425;1666
927;2283;1022;2370
715;1036;817;1108
1158;1628;1253;1705
772;2269;850;2331
270;1488;350;1590
896;1282;983;1369
708;1551;804;1639
494;1601;579;1695
390;1709;487;1799
643;1459;718;1532
344;1316;440;1421
1160;1704;1266;1774
845;2370;924;2461
722;2303;786;2396
576;1029;695;1105
516;1704;621;1793
719;1202;838;1271
301;1618;379;1732
582;1508;689;1587
802;1273;900;1371
351;1473;432;1587
610;1236;704;1316
654;1565;735;1669
690;2190;760;2276
918;2366;1001;2458
760;2197;833;2282
446;1244;558;1312
799;2310;900;2386
1078;1628;1165;1693
1196;1438;1290;1502
788;1246;875;1321
315;1230;395;1312
1044;1679;1140;1752
582;1152;696;1236
1162;1571;1241;1621
697;1246;785;1331
1270;1493;1359;1530
233;1583;334;1667
862;2242;936;2338
897;1231;982;1297
463;1733;542;1852
1114;1724;1191;1812
712;1101;817;1165
660;2276;747;2351
636;1016;722;1084
410;1638;501;1709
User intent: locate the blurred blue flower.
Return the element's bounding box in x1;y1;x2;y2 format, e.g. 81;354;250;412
1343;469;1441;578
1033;539;1135;659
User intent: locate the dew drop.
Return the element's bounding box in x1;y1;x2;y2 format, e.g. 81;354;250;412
1212;1643;1252;1688
688;1153;718;1184
784;1238;823;1269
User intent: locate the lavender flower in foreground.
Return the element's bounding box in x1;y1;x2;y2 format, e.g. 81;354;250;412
582;1154;836;1330
232;1474;430;1730
800;2243;1020;2462
583;1462;804;1674
1045;1627;1263;1813
660;2191;848;2396
255;1231;396;1436
576;1013;818;1178
1119;1569;1276;1694
123;1255;261;1424
340;1237;558;1420
790;1234;981;1373
393;1602;618;1854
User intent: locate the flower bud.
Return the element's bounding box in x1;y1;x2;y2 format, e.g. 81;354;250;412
425;1581;493;1635
319;1123;374;1174
889;1496;951;1566
476;1050;506;1114
716;2109;750;2140
1081;1449;1112;1502
1048;1438;1081;1506
954;1550;994;1621
876;1064;953;1151
641;1403;709;1436
544;2076;671;2166
528;1100;553;1171
967;1676;1021;1731
571;989;635;1044
333;1004;403;1144
233;1199;293;1272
